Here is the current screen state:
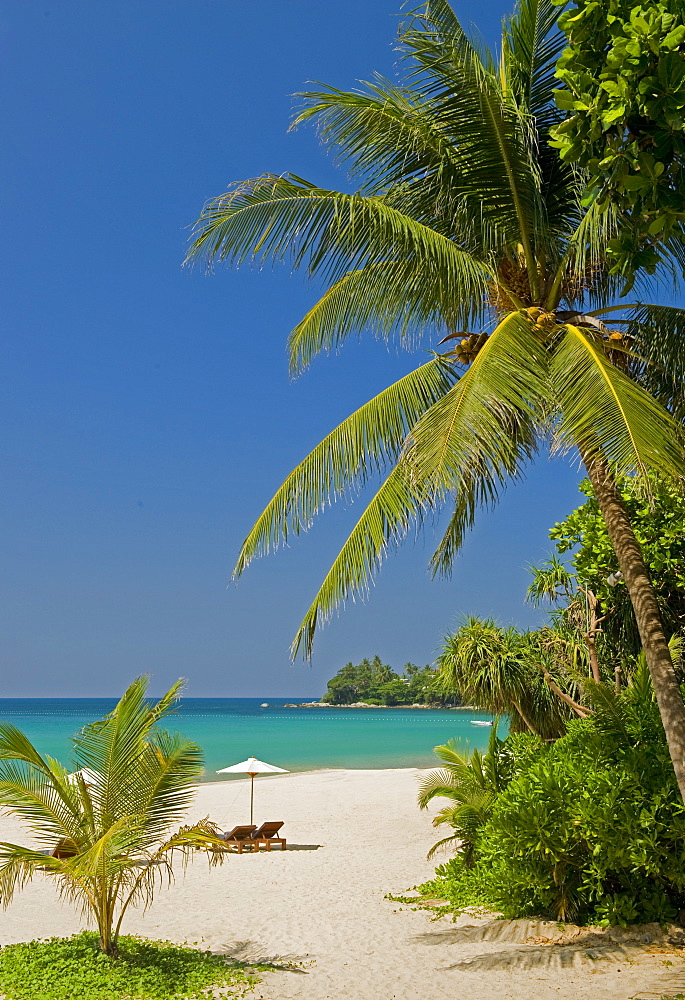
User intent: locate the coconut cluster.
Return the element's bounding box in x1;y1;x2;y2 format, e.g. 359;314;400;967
450;332;488;364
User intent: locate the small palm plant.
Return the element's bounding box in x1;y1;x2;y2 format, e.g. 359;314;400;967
418;725;503;862
436;617;573;739
0;677;221;955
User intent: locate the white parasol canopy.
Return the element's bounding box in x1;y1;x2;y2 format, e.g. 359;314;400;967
67;767;99;786
216;756;288;824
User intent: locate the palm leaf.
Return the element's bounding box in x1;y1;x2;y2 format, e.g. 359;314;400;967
186;174;488;302
401;3;542;281
626;304;685;423
290;460;438;657
550;324;685;480
235;358;454;576
406;311;547;491
287;259;485;373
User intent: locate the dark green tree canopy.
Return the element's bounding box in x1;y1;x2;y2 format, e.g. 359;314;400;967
551;0;685;278
548;475;685;656
321;655;448;705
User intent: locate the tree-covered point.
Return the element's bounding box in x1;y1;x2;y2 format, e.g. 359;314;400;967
551;0;685;279
321;655;452;706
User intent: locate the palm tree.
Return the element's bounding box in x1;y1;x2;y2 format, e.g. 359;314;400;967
0;678;221;955
186;1;685;795
437;617;572;738
417;725;504;862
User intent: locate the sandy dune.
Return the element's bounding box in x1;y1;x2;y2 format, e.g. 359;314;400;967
1;768;684;999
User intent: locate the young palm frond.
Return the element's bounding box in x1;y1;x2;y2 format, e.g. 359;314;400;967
418;726;502;861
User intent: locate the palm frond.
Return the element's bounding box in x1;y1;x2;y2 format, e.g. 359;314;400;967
503;0;564;126
287;258;488;373
551;324;685;481
186;174;488;303
235;359;453;576
406;311;546;491
290;460;438;657
293;79;462;198
626;304;685;423
400;3;543;283
417;769;468;808
426;832;463;860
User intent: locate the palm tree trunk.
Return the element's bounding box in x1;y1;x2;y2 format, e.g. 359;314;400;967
583;453;685;800
511;697;540;735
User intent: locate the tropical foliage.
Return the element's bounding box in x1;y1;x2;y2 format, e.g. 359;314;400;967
417;723;542;860
321;655;448;705
187;0;685;796
419;656;685;925
434;474;685;735
551;0;685;278
0;678;222;955
547;474;685;659
436;617;576;738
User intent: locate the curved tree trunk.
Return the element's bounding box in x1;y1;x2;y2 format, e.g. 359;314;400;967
510;697;540;735
583;453;685;800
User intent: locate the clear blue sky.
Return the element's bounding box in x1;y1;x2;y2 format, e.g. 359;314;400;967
1;0;584;697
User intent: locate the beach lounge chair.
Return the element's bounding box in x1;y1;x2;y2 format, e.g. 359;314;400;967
220;824;259;853
250;821;286;851
51;839;77;859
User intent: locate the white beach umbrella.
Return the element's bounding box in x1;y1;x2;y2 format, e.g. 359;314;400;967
67;767;99;786
216;756;288;824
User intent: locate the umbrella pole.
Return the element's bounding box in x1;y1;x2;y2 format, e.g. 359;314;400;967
250;773;255;825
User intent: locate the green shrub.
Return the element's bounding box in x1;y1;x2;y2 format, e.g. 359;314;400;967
420;663;685;925
0;933;260;1000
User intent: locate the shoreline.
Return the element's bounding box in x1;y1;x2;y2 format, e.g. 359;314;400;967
284;701;477;710
199;764;428;786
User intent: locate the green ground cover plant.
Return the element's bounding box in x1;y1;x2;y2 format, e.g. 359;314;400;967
0;932;260;1000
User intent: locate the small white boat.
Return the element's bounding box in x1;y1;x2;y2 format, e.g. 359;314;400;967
260;702;269;708
470;720;492;727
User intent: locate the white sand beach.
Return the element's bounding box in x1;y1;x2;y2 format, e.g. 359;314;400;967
1;768;684;999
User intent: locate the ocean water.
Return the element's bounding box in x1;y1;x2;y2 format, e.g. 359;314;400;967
0;698;495;778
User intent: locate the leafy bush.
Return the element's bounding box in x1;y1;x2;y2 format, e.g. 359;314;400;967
550;475;685;658
420;662;685;925
0;932;260;1000
418;726;543;861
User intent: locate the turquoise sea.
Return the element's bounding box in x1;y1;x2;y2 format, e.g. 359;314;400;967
0;699;494;777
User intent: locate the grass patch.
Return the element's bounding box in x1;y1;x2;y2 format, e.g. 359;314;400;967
0;932;261;1000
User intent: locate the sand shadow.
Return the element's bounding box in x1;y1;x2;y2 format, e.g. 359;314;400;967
441;941;637;972
210;939;310;973
285;844;320;851
411;918;682;973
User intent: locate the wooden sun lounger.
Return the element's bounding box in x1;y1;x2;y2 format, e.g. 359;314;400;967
250;821;286;851
220;824;259;853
